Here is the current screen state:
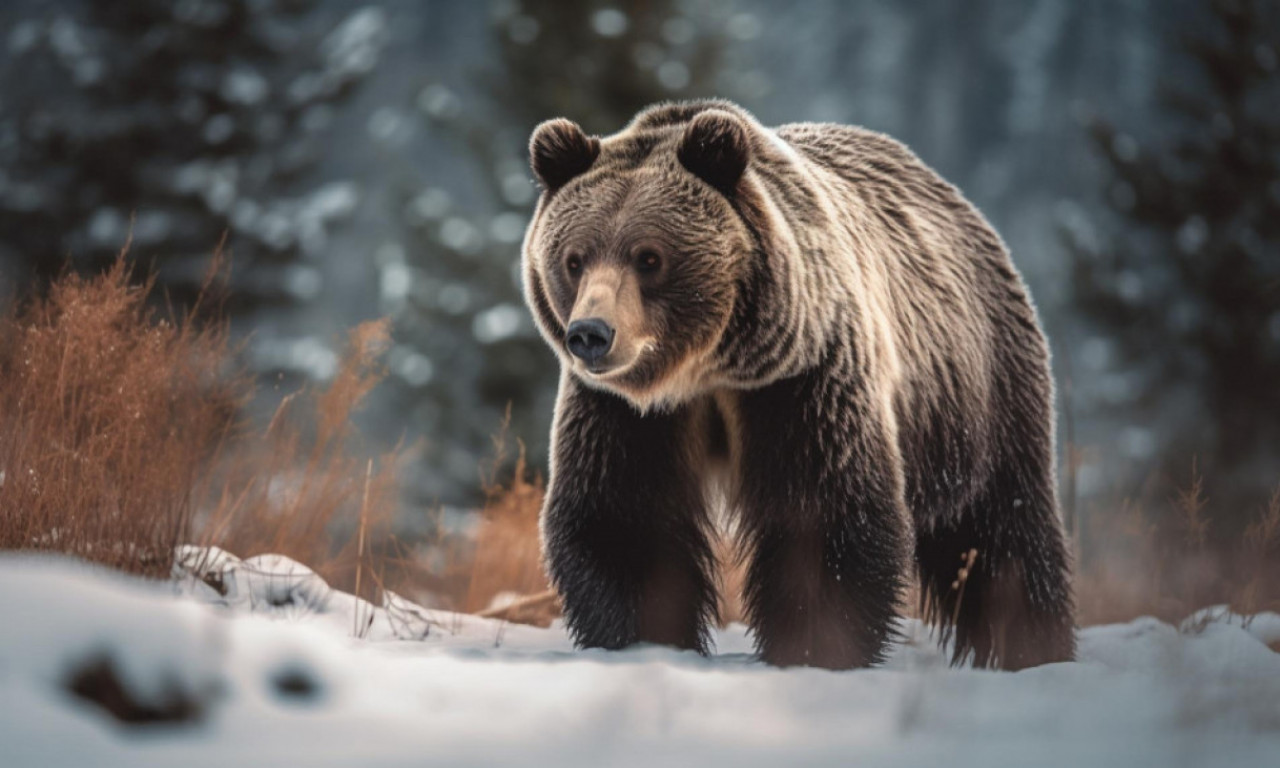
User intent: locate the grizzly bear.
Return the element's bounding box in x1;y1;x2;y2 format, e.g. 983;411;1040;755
521;100;1075;670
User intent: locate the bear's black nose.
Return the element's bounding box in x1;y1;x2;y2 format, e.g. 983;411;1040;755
566;318;615;364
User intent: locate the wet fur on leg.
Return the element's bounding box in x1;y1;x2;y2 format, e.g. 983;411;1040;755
542;376;719;653
915;464;1076;670
732;363;910;669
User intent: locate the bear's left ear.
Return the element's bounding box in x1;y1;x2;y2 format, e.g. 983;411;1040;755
677;109;751;197
530;118;600;192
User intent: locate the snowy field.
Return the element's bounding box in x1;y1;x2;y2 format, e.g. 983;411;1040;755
2;550;1278;768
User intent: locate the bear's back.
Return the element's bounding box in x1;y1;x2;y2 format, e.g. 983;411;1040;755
771;119;1030;362
773;121;1007;268
772;120;1047;517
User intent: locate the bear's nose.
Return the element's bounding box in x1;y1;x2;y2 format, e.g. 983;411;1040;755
566;318;615;364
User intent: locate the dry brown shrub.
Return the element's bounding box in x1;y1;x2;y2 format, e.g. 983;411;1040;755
0;252;563;622
0;257;239;577
0;254;410;605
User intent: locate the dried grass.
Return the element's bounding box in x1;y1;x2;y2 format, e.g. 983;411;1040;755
0;256;238;576
461;417;553;622
1233;487;1280;618
0;254;404;605
0;254;545;624
194;319;401;603
1074;464;1280;627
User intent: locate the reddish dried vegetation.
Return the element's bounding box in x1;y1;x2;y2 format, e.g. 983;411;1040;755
0;260;236;576
194;318;401;602
1073;472;1280;626
464;435;550;613
0;255;549;613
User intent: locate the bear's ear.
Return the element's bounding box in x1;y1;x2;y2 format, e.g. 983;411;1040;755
530;118;600;192
677;110;751;197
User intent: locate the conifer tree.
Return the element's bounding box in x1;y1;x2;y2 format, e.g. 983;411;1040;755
1069;0;1280;510
0;0;387;307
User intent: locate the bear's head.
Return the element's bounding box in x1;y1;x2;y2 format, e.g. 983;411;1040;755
522;104;762;410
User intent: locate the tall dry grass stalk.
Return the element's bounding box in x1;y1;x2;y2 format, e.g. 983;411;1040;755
194;319;401;602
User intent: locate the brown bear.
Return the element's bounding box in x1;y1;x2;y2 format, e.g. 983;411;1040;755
521;99;1075;670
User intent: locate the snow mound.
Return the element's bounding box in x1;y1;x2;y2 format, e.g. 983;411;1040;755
172;546;435;641
2;552;1278;767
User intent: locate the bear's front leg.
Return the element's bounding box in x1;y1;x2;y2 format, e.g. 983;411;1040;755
734;368;910;669
542;375;718;653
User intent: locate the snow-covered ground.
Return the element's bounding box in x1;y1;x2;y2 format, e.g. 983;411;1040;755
1;551;1278;768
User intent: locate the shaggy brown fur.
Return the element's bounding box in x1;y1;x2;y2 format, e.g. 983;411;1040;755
522;99;1075;670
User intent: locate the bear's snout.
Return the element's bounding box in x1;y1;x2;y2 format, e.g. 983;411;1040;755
566;318;615;364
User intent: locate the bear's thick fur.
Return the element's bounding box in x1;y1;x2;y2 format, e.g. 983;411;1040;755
521;100;1074;670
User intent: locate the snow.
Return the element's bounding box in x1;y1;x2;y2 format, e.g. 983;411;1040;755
1;552;1278;768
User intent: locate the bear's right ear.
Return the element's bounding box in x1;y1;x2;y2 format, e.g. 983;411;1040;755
530;118;600;192
678;110;751;197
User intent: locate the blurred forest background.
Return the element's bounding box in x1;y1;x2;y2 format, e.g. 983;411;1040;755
0;0;1276;583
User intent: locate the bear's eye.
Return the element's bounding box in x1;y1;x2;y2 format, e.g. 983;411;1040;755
565;253;583;277
636;250;662;274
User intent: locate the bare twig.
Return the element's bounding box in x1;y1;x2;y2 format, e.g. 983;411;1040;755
951;548;979;629
353;458;372;638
